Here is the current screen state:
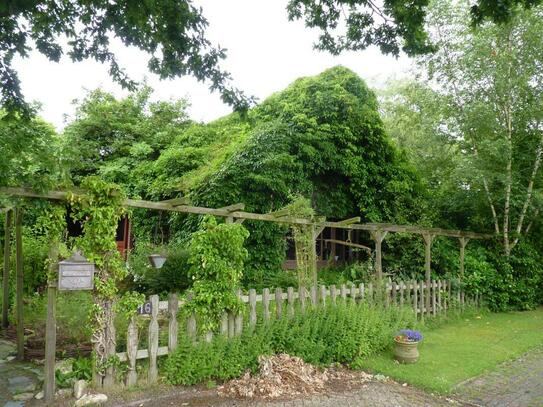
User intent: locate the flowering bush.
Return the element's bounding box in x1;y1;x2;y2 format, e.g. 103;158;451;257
395;329;423;343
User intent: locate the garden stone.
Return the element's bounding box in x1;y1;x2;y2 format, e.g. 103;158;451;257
74;380;88;399
35;390;44;400
6;356;15;362
0;339;16;360
13;392;34;401
7;376;35;393
3;401;25;407
75;393;108;406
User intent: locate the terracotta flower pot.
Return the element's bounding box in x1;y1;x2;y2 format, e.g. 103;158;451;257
393;337;420;364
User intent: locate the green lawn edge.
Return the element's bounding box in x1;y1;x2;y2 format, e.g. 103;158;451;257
357;307;543;394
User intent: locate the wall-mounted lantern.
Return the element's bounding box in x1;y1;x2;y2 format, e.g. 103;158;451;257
58;251;95;291
148;254;167;269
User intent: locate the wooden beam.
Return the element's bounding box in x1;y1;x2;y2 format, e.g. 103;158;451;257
15;207;23;360
2;209;12;328
44;241;59;402
336;216;361;226
422;233;435;315
459;237;470;279
370;230;388;281
0;187;494;239
159;197;190;207
218;203;245;212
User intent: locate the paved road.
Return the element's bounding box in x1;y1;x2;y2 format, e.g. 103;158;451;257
454;347;543;407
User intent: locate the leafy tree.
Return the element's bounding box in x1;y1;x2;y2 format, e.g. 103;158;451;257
286;0;541;57
0;0;252;116
0;110;63;189
420;0;543;255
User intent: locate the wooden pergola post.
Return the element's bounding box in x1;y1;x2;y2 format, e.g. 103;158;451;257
44;241;59;402
311;225;318;287
422;232;435;315
15;207;24;360
370;229;388;282
2;209;13;328
459;237;469;279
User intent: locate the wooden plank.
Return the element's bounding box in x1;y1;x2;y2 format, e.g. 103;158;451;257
44;242;58;402
399;281;404;307
340;284;347;302
228;312;235;338
432;280;437;316
148;295;159;383
359;283;365;301
168;293;179;353
219;203;245;212
117;346;169;362
126;316;138;387
320;285;327;306
419;280;425;318
235;289;243;335
15;208;23;360
391;281;397;306
205;331;213;343
287;287;294;317
336;216;361;225
310;286;318;307
330;285;337;305
299;286;306;312
263;288;270;321
249;289;257;326
350;285;356;302
275;288;283;318
159;197;190;206
2;209;12;328
368;282;373;303
437;280;442;313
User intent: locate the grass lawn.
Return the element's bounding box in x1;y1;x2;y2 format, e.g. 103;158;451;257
358;307;543;394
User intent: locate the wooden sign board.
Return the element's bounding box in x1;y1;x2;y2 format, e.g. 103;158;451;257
58;251;95;291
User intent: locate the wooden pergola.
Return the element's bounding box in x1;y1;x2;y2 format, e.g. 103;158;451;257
0;186;493;356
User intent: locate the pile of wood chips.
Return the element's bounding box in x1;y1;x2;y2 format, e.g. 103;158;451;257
218;354;331;399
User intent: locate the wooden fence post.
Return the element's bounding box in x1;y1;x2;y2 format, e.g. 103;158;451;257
235;289;243;335
340;284;347;302
220;313;228;335
275;288;283;318
186;293;197;341
126;315;138;387
148;295;159;383
299;286;306;312
330;285;337;305
15;207;24;360
310;286;318;306
249;289;257;326
287;287;294;317
320;285;328;306
168;293;179;353
359;283;365;301
263;288;270;321
2;209;12;328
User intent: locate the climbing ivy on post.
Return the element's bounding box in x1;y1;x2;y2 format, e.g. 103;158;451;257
69;177;127;388
185;216;249;332
284;196;320;288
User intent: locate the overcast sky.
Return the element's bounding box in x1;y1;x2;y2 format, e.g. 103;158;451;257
13;0;414;130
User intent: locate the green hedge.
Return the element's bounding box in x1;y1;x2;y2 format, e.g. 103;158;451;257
163;302;415;385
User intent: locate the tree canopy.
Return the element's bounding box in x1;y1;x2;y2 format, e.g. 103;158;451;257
0;0;253;116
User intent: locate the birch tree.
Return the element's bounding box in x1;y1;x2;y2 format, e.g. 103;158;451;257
422;0;543;255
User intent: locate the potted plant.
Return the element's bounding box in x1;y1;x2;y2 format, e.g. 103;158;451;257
393;329;423;364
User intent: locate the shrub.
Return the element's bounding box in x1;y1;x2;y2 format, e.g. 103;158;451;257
163;302;415;385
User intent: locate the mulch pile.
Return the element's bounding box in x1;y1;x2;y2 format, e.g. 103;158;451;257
218;354;374;400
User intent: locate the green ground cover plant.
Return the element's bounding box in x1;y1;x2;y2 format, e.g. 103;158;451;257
163;301;415;385
358;307;543;393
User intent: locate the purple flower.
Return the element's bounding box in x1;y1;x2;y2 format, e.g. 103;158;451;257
397;329;423;342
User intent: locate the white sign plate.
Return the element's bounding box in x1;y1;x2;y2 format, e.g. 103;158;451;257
58;265;94;291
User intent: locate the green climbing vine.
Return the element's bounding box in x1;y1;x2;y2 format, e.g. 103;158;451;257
185;216;249;332
68;176;143;382
284;196;321;288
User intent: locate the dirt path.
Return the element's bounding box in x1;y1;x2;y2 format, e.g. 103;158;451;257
454;346;543;407
106;375;464;407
